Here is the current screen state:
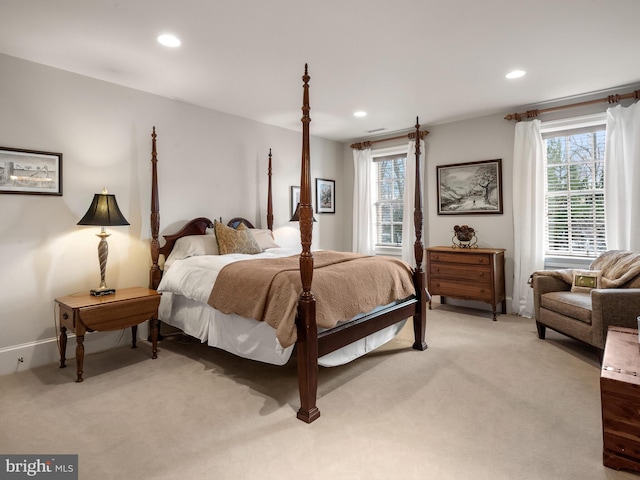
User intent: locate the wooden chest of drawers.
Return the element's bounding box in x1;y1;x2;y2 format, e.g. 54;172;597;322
426;246;506;320
601;326;640;472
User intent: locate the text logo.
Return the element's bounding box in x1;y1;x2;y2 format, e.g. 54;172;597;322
0;455;77;479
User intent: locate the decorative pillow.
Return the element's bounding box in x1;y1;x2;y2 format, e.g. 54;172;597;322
164;234;219;269
571;269;603;293
214;220;262;255
250;228;280;250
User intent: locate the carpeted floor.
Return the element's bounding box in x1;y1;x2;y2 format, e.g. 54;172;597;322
1;304;638;480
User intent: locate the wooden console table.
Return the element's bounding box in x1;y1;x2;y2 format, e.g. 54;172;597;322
426;246;506;320
601;326;640;472
55;287;161;382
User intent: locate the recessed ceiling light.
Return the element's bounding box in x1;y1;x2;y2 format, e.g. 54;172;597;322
506;70;526;79
157;34;181;47
354;111;367;118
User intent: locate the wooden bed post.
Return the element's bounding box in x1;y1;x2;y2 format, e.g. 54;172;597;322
412;118;428;351
296;64;320;423
267;148;274;231
150;126;162;291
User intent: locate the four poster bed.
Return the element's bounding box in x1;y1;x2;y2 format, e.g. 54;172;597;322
148;65;428;423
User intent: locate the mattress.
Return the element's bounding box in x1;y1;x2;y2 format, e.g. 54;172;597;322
157;247;408;366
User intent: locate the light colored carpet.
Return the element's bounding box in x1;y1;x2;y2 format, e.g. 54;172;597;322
1;304;638;480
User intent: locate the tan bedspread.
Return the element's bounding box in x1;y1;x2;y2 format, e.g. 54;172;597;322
208;251;416;348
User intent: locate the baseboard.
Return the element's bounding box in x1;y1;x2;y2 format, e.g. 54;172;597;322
434;296;512;315
0;323;150;377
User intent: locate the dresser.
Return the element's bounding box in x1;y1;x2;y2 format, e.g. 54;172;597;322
601;326;640;472
426;246;506;320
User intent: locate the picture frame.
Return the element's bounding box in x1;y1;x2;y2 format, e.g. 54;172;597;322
0;147;63;196
290;185;301;218
315;178;335;214
436;159;503;215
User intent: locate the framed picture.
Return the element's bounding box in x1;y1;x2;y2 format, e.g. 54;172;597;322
290;186;300;218
315;178;335;214
0;147;62;196
436;159;502;215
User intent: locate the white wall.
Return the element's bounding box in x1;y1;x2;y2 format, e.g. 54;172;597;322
342;113;516;311
0;54;345;375
425;114;516;296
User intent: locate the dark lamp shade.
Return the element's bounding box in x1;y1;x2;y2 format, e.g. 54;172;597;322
77;194;130;226
290;203;317;222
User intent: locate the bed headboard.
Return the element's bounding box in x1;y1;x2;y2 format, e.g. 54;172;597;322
227;218;255;229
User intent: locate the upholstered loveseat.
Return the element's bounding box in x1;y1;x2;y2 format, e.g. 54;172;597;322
532;250;640;351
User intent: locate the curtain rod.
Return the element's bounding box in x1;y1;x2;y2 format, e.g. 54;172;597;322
350;130;429;150
505;89;640;122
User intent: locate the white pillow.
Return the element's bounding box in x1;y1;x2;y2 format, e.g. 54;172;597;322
164;234;219;269
250;228;280;250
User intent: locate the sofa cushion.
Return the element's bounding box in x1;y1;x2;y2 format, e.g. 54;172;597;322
541;291;592;324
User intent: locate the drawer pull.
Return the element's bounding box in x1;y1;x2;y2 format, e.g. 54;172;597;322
63;313;69;320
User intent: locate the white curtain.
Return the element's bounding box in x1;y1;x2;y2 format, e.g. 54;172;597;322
511;120;545;317
605;102;640;251
352;147;374;255
402;139;425;266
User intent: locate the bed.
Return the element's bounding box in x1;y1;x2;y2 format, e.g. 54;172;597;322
148;65;428;423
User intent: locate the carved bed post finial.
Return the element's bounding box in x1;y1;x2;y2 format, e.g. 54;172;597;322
296;63;320;424
412;117;428;352
150;126;161;290
299;63;314;299
413;117;424;273
267;148;273;231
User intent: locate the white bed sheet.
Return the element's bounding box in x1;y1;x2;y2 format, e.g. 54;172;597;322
157;248;408;367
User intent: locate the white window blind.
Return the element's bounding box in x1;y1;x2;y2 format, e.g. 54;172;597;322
542;120;606;258
373;152;406;247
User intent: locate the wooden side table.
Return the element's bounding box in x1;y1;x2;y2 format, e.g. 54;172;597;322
601;326;640;472
55;287;161;382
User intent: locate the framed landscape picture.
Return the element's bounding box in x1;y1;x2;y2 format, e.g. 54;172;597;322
436;159;502;215
0;147;62;195
315;178;335;214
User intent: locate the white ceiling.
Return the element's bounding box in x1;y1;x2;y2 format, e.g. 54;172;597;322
1;0;639;142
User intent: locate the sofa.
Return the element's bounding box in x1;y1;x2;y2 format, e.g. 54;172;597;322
532;250;640;351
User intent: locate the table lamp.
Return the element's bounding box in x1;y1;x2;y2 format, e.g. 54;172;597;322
290;203;317;222
77;188;130;296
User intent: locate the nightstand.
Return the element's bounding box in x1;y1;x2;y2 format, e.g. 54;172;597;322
55;287;161;382
426;246;506;320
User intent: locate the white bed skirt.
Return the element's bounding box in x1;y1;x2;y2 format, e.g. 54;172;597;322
159;293;407;367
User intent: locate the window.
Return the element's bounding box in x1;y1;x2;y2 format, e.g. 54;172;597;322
372;150;406;247
542;116;606;259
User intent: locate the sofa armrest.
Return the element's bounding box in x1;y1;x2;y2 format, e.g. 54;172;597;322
592;288;640;347
532;275;571;322
532;275;570;295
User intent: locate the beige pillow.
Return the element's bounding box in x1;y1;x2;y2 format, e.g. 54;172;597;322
164;234;219;269
214;220;262;255
571;269;602;293
250;228;280;250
